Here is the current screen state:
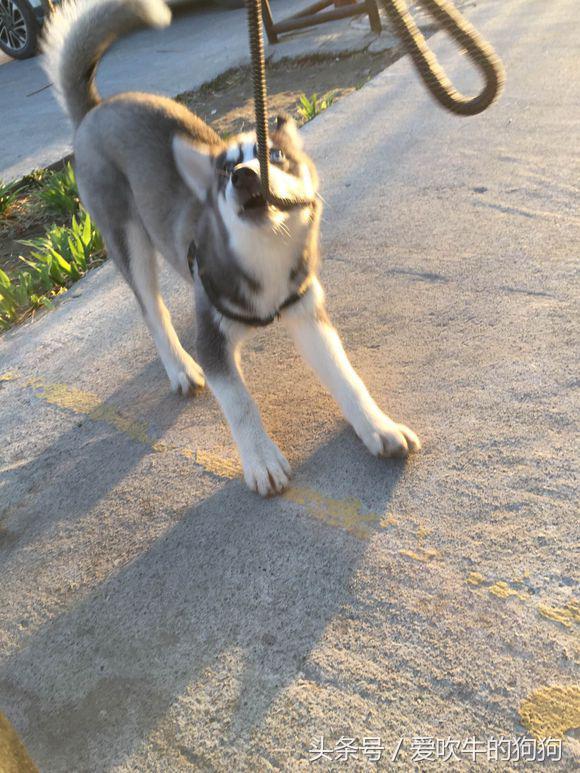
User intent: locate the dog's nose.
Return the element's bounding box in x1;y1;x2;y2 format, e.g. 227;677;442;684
231;166;260;194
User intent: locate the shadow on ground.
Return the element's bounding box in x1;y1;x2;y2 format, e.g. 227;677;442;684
0;368;406;768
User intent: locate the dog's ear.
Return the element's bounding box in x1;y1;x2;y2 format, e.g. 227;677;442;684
172;135;214;200
275;114;303;150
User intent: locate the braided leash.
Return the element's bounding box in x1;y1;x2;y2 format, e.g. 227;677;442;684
245;0;311;210
380;0;505;116
245;0;505;208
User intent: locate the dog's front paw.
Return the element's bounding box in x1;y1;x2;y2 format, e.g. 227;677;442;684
356;411;421;458
241;439;291;497
167;353;205;396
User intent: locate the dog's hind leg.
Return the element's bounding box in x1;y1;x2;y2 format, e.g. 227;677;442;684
88;224;205;395
123;220;205;395
75;154;204;394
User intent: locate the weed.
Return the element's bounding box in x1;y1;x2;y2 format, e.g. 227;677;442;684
0;180;22;218
36;162;79;217
297;91;336;123
19;168;51;190
20;210;104;283
0;210;104;329
0;268;56;330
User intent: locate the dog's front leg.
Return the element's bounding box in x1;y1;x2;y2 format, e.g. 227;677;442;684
282;279;421;458
196;299;291;496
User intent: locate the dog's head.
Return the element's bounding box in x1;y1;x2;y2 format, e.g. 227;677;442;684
173;115;318;230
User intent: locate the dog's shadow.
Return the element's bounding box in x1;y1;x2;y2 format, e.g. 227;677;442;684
1;400;406;769
0;357;193;554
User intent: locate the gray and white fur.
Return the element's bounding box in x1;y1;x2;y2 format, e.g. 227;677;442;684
42;0;420;496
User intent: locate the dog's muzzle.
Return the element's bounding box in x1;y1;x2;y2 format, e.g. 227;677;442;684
232;167;267;215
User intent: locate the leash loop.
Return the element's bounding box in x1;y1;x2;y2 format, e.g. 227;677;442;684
246;0;504;205
380;0;505;116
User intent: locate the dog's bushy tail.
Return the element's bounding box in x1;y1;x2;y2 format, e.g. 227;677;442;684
41;0;171;127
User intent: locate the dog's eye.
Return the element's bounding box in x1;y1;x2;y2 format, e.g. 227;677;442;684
222;161;236;177
270;149;285;164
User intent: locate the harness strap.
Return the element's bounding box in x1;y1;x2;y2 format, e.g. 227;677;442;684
188;243;310;327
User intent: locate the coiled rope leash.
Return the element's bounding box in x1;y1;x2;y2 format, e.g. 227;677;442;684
245;0;505;207
380;0;505;116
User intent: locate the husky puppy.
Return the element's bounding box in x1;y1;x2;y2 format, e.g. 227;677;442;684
42;0;420;496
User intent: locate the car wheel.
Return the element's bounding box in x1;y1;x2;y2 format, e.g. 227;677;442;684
212;0;245;9
0;0;39;60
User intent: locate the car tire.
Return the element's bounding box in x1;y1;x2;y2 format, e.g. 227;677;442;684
212;0;245;9
0;0;39;59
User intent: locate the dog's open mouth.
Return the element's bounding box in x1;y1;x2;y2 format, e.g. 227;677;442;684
240;192;268;216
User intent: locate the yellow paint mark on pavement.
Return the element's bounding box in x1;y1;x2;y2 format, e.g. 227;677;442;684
0;711;38;772
466;571;485;586
32;381;151;444
283;486;379;539
519;685;580;740
417;524;431;540
0;370;20;383
466;573;580;637
488;581;527;601
28;378;389;540
380;514;398;528
30;380;243;479
400;546;441;562
538;600;580;630
194;450;241;479
465;573;527;600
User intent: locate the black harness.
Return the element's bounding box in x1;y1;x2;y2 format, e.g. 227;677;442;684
188;243;310;327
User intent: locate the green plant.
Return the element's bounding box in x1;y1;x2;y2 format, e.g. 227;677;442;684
0;268;55;330
0;210;104;329
20;168;50;189
36;162;79;217
20;210;104;283
0;180;22;218
297;91;336;123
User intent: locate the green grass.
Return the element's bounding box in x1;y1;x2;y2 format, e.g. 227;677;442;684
0;162;105;331
297;91;336;123
0;180;22;218
0;268;56;330
19;167;51;190
35;162;79;217
0;165;76;227
0;210;104;330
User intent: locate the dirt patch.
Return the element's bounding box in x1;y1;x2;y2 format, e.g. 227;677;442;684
177;49;400;136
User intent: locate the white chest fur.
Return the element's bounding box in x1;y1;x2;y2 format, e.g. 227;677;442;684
219;199;311;317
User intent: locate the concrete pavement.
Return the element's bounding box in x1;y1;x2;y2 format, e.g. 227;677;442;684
1;0;579;769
